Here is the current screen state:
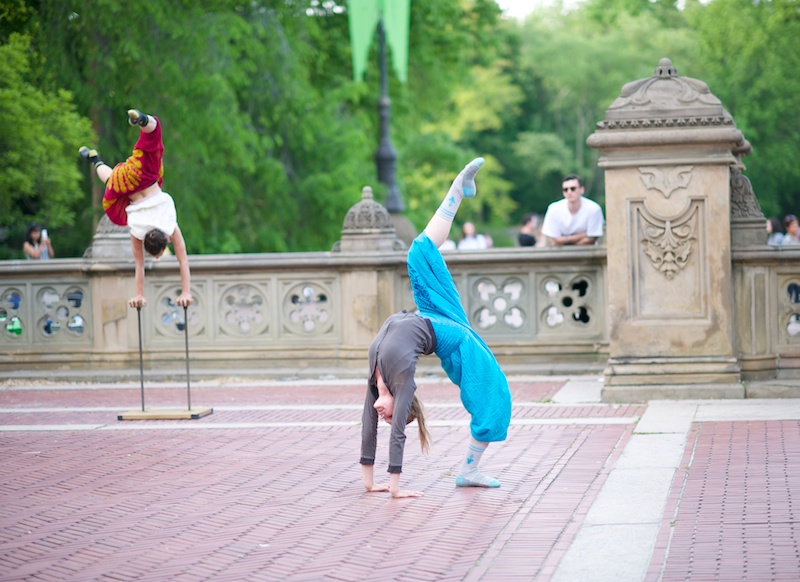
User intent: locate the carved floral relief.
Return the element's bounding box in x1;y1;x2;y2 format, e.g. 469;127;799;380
639;205;698;280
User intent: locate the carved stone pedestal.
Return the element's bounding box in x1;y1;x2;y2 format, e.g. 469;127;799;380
588;58;750;400
85;215;132;259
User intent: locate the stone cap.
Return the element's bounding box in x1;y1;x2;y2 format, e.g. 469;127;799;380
596;58;734;130
332;186;405;252
341;186;396;234
84;215;133;259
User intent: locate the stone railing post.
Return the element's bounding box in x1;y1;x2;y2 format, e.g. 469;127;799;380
332;186;406;356
587;58;748;400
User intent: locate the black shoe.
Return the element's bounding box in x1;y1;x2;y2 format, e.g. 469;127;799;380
127;109;150;127
79;146;103;168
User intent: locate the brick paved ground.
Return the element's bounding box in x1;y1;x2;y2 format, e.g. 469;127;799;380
648;420;800;582
2;377;800;581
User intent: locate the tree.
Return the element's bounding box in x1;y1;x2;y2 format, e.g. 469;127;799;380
685;0;800;218
0;33;95;259
493;5;698;216
368;0;518;233
29;0;375;253
14;0;514;253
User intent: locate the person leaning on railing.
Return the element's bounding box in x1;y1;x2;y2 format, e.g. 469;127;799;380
540;174;605;247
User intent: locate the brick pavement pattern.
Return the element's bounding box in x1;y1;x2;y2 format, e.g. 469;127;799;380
3;378;800;580
1;379;638;581
648;420;800;582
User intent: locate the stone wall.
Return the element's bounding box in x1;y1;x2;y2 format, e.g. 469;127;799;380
0;247;610;378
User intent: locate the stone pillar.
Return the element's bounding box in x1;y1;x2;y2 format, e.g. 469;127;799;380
728;149;778;380
332;186;406;354
587;58;748;400
84;215;133;259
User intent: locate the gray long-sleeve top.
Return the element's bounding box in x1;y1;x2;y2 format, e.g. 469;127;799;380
360;311;436;473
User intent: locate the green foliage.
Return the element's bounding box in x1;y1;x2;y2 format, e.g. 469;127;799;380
403;60;521;232
0;33;95;259
510;131;575;214
0;0;35;43
685;0;800;218
366;0;517;236
3;0;797;256
495;2;696;219
27;0;377;254
583;0;685;28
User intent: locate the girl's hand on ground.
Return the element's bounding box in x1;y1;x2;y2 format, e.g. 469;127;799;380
364;483;390;493
391;490;424;498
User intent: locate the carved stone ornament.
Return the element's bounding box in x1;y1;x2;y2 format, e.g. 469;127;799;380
596;58;734;129
94;214;130;234
729;169;764;219
334;186;404;252
639;166;693;199
84;214;133;258
341;187;395;233
640;205;698;280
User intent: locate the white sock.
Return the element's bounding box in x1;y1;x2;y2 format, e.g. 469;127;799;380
455;438;500;488
425;157;484;247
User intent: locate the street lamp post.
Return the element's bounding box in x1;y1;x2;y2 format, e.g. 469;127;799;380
374;19;403;213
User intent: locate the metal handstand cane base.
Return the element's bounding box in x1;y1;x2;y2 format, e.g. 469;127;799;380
118;305;213;421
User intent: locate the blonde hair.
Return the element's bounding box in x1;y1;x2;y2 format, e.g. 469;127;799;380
407;394;431;456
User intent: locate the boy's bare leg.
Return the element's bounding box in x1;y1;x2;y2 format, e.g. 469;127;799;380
424;157;484;248
95;163;112;183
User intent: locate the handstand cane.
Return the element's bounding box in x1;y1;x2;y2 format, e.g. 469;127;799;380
137;306;146;412
119;304;210;420
183;305;192;410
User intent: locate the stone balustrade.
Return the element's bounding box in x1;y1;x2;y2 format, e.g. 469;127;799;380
2;240;798;389
0;246;609;377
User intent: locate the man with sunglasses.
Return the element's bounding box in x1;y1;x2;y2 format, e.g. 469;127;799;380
540;174;605;246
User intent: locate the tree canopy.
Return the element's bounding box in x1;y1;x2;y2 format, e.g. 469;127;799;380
0;33;95;258
1;0;797;257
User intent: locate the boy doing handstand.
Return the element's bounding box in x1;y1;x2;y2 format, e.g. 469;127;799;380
80;110;192;309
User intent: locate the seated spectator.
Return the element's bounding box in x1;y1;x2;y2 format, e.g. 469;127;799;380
458;222;491;250
517;214;538;247
767;217;784;246
541;174;604;246
782;214;799;246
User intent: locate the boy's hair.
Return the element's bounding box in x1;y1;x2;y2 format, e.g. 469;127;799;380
144;229;169;256
562;173;584;187
407;395;431;455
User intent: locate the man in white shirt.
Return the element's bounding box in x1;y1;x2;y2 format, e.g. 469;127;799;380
540;174;605;246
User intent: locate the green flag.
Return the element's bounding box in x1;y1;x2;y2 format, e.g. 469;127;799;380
347;0;411;83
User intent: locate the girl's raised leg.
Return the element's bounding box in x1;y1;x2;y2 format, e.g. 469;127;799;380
424;157;484;248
